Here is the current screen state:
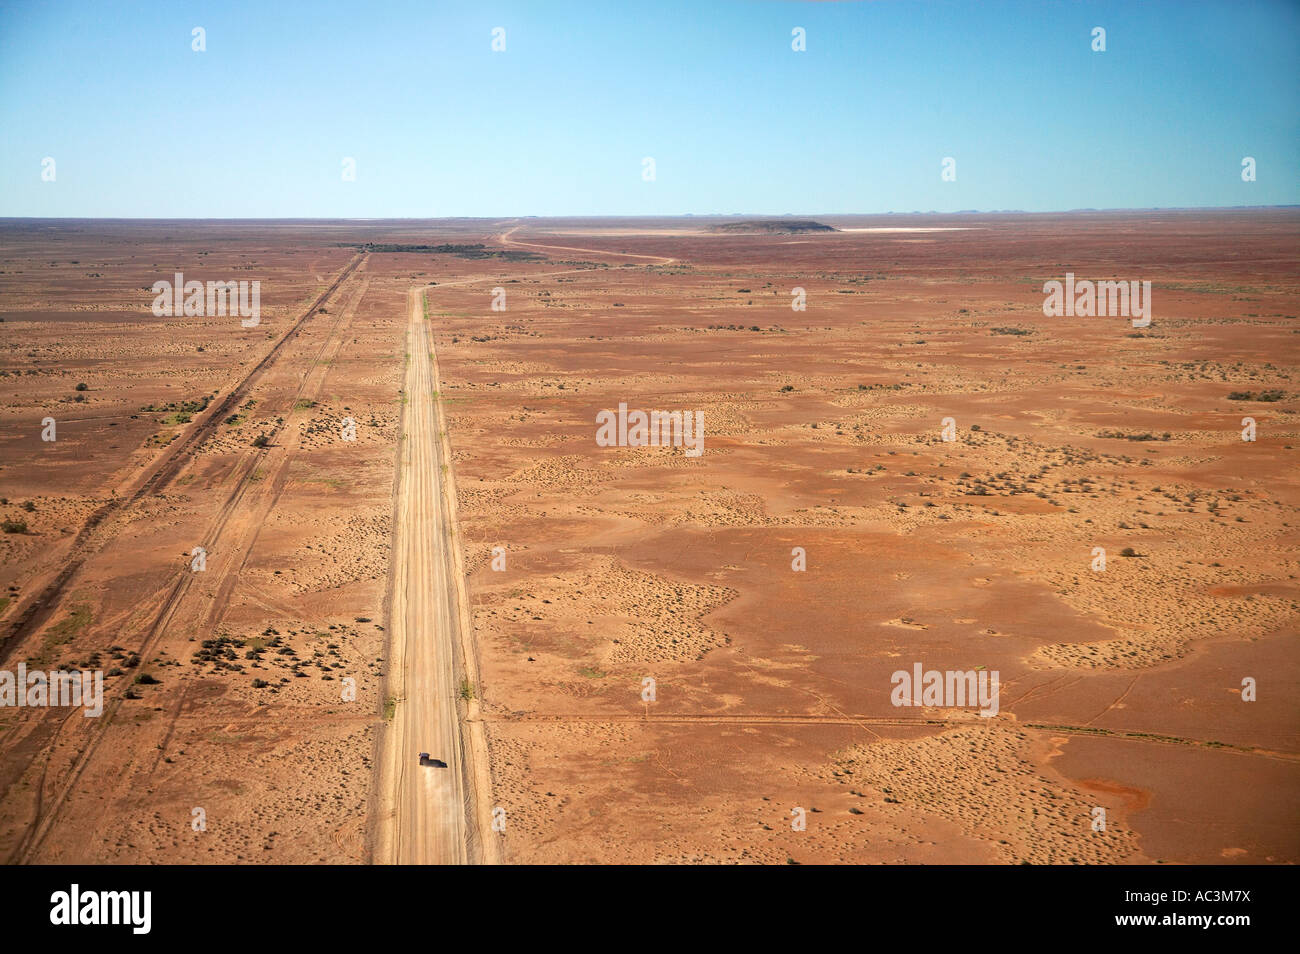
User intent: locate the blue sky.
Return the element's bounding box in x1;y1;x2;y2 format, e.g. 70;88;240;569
1;0;1296;217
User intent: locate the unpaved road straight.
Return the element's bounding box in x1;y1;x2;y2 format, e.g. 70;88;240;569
377;233;676;864
378;288;478;865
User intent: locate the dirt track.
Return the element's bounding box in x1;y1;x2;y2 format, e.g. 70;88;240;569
0;252;365;667
5;253;370;863
377;288;476;864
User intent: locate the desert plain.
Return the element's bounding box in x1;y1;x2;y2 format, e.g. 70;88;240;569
0;210;1296;864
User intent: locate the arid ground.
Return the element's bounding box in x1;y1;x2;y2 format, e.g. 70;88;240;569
0;211;1296;864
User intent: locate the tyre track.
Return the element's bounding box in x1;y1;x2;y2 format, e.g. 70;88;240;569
0;253;366;667
9;256;367;863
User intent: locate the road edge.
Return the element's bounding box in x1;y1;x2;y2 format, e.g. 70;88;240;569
425;288;502;865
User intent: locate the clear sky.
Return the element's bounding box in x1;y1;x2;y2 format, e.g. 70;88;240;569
1;0;1296;217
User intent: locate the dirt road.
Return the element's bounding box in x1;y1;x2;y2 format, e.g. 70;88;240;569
375;228;694;863
377;288;480;865
497;224;677;265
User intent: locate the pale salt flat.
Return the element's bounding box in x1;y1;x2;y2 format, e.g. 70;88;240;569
836;227;979;232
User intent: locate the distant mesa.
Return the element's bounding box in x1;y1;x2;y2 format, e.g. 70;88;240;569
707;219;838;234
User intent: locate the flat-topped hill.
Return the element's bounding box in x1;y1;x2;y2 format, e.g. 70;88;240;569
706;219;838;234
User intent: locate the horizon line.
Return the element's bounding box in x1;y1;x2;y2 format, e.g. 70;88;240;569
2;204;1299;224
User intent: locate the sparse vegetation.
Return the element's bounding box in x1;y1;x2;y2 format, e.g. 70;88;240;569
1097;430;1171;442
141;395;212;415
1228;389;1285;402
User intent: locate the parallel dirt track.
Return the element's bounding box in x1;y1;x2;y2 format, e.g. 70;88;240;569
7;255;368;864
0;253;366;668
